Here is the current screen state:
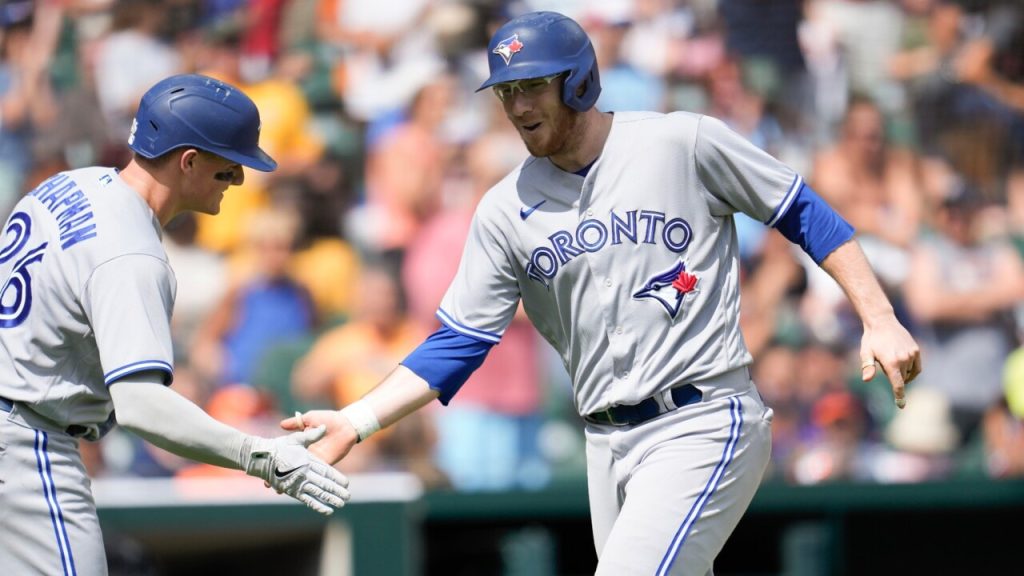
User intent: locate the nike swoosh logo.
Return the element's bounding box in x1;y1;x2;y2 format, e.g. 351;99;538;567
520;200;547;220
274;465;302;478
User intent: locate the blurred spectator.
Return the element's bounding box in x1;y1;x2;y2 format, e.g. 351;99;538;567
811;96;923;289
881;386;958;481
314;0;444;123
951;2;1024;171
614;0;701;80
0;4;60;212
951;3;1024;113
795;340;852;409
351;74;456;258
290;263;445;486
27;11;115;190
291;263;423;409
403;126;551;491
162;212;228;355
981;398;1024;479
589;7;667;113
903;183;1024;447
887;0;964;148
238;0;289;81
789;390;882;484
703;55;786;158
285;154;363;323
889;0;1024;196
751;343;804;480
194;24;325;253
190;208;317;388
739;231;805;357
805;0;907;116
718;0;811;133
93;0;181;141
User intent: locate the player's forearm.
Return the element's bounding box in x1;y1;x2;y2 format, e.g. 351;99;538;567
819;239;895;327
109;376;247;470
358;365;439;430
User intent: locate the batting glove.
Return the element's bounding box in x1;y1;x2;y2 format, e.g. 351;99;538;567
241;426;351;515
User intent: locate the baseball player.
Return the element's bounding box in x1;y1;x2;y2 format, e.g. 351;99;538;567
0;74;350;575
284;11;921;575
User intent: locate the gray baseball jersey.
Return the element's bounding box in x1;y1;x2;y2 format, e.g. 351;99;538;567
441;111;798;415
0;166;176;575
439;111;791;574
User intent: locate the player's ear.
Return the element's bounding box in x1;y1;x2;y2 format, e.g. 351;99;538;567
180;149;200;173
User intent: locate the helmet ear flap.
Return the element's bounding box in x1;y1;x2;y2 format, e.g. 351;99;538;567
561;51;601;112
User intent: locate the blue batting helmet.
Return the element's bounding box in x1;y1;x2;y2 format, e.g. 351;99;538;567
128;74;277;172
478;11;601;112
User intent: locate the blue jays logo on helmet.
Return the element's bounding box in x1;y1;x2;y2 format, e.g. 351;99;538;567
633;261;700;319
493;34;524;66
477;11;601;112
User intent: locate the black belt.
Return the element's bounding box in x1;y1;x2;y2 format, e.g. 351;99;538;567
0;396;12;413
585;384;702;426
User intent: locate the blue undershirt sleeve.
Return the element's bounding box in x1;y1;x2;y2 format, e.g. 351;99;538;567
400;324;495;405
772;182;855;264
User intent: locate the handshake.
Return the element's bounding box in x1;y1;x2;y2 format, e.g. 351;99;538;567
240;422;349;516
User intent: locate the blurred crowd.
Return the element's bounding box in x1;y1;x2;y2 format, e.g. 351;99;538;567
4;0;1024;491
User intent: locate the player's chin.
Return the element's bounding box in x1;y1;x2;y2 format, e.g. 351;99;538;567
204;193;227;215
196;202;222;216
522;135;553;158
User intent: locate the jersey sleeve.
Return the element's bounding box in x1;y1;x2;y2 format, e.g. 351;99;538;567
81;254;175;385
436;208;521;343
694;115;802;224
401;325;494;405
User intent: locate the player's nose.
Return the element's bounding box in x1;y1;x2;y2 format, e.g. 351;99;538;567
504;93;533;117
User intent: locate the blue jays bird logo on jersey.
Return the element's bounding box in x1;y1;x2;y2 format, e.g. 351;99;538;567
633;261;699;319
494;34;524;65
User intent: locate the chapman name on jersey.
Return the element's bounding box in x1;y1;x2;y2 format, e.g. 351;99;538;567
27;172;98;251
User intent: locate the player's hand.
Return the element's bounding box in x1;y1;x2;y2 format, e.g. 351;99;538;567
280;410;358;465
241;426;351;515
860;316;922;410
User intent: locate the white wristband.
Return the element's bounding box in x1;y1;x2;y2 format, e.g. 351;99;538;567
339;400;380;443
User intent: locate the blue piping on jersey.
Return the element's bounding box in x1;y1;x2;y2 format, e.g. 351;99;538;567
103;360;173;386
765;174;802;228
771;181;855;264
35;430;78;576
435;308;502;344
402;325;494;405
656;396;743;576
